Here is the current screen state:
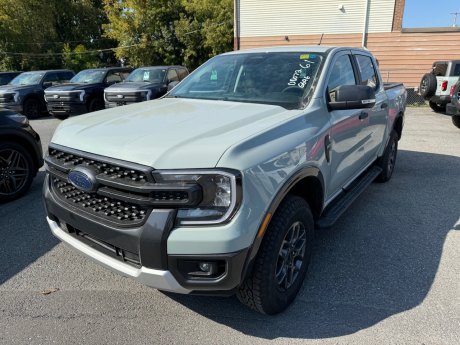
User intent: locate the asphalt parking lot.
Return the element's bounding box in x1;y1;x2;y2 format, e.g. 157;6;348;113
0;107;459;345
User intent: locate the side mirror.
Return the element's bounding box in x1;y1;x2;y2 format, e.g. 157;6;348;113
43;81;53;89
328;85;376;110
167;80;179;91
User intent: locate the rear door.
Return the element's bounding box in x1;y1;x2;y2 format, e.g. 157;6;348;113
326;51;370;197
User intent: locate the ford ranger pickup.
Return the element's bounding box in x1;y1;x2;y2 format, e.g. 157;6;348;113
43;46;406;314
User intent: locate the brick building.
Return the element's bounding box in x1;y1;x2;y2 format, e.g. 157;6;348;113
234;0;460;87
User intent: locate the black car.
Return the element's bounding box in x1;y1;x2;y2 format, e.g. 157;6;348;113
45;67;132;119
0;70;75;119
0;109;44;202
104;66;188;108
0;72;22;86
445;81;460;128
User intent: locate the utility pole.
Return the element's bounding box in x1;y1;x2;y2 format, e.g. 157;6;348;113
451;12;460;27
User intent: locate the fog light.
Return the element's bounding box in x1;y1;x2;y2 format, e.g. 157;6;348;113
199;262;212;272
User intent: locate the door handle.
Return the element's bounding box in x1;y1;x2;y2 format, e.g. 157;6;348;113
381;102;388;109
359;112;369;120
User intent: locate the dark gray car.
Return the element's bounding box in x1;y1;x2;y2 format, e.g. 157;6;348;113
0;70;74;118
104;66;188;108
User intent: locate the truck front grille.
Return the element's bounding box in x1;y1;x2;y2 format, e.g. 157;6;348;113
105;91;145;104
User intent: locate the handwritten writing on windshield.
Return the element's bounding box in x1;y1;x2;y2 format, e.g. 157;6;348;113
287;62;314;89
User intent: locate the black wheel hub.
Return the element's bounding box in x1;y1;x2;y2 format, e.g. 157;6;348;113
0;148;29;196
275;221;307;290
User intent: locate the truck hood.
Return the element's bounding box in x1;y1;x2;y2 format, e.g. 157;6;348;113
51;98;295;169
105;82;162;92
46;83;104;92
0;84;37;94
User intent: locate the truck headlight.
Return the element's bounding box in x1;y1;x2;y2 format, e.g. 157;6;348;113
75;90;86;102
141;90;152;100
153;169;242;225
13;92;21;103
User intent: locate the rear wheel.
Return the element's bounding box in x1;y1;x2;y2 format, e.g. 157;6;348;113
0;141;35;203
375;130;398;183
88;98;104;113
429;101;446;113
23;98;41;119
452;116;460;128
237;195;314;314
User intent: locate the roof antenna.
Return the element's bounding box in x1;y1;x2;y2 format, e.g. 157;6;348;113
318;33;324;45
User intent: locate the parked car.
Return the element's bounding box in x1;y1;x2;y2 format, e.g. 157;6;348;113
0;72;22;86
104;66;189;108
445;80;460;128
419;60;460;112
0;108;43;202
43;46;406;314
45;67;132;119
0;70;74;118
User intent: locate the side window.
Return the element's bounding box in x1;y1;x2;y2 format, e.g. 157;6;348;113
327;55;356;100
177;68;188;81
120;71;131;80
167;69;179;82
105;71;123;84
43;73;60;86
355;55;379;90
452;64;460;77
60;72;74;82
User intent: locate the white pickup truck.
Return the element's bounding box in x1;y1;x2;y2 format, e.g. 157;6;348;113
44;46;406;314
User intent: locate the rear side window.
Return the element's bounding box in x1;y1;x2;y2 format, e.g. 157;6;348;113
106;72;123;83
60;72;74;81
177;68;189;80
452;64;460;77
355;55;379;90
167;69;179;82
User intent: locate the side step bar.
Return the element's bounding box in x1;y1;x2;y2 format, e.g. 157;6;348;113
316;166;382;228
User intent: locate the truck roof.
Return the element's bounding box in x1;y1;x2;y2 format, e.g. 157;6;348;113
223;45;368;55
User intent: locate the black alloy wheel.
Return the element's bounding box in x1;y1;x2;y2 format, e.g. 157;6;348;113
0;142;34;202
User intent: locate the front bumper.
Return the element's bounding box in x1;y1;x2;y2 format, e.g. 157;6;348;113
0;102;23;113
46;101;88;116
43;174;249;294
105;100;142;108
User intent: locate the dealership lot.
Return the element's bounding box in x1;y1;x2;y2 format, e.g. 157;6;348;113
0;107;459;345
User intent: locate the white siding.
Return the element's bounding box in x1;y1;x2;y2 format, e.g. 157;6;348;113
239;0;395;37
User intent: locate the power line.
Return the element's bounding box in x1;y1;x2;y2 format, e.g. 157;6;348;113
0;44;141;57
6;38;109;46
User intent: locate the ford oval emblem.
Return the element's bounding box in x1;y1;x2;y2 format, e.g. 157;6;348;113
68;166;98;192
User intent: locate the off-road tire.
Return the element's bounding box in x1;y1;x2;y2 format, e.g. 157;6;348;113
429;101;446;113
375;130;398;183
88;97;104;113
452;116;460;129
0;141;35;203
419;73;437;99
23;98;41;119
237;195;314;315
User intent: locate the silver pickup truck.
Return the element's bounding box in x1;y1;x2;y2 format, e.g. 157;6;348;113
43;46;406;314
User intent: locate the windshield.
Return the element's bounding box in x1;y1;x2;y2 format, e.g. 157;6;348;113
168;52;324;109
10;72;44;86
126;68;167;83
70;70;106;84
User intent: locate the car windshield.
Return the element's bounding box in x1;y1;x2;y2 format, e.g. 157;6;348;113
168;52;324;109
9;72;44;86
126;68;167;83
70;70;106;84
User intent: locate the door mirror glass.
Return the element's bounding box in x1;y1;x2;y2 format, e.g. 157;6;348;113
328;85;376;110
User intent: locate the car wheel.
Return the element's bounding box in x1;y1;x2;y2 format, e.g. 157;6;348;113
0;141;35;203
88;98;104;113
375;130;398;183
237;195;314;314
23;98;41;119
429;101;446;113
419;73;437;99
452;116;460;129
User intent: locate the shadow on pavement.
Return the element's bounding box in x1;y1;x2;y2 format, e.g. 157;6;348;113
167;149;460;339
0;171;59;285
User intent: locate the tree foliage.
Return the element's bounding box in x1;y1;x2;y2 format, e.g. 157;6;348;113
0;0;234;71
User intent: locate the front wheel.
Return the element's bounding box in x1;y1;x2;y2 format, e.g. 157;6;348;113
0;141;35;203
452;116;460;128
23;98;41;119
237;195;314;314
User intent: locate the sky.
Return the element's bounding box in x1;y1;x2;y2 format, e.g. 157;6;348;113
403;0;460;28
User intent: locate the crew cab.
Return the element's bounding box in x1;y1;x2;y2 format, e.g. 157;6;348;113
0;70;74;118
104;66;189;108
45;67;132;119
1;109;43;202
419;60;460;113
43;46;406;314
